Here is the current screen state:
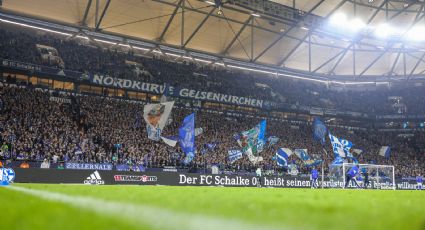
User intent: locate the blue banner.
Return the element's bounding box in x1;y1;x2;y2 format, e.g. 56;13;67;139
179;113;195;164
228;150;243;163
90;74;273;109
313;118;327;145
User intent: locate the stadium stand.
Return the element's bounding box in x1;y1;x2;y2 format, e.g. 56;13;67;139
0;26;424;178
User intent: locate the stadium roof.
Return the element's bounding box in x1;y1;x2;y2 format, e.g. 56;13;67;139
2;0;425;79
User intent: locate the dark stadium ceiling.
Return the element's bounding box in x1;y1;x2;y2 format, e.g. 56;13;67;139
3;0;425;78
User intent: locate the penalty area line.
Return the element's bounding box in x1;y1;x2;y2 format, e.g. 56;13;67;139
6;185;287;230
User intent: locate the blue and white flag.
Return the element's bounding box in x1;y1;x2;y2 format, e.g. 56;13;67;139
378;146;391;158
352;149;363;155
331;156;345;165
294;149;322;166
161;136;178;147
179;113;195;164
329;133;353;158
194;127;204;137
268;136;280;147
228;150;243;163
313;118;327;145
276;148;293;167
201;143;217;155
144;101;174;141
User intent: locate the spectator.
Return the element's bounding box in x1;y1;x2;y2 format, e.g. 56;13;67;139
40;159;50;169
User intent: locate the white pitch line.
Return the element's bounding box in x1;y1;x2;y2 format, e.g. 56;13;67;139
6;186;288;230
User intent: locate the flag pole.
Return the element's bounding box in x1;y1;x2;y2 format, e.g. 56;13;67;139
321;147;328;189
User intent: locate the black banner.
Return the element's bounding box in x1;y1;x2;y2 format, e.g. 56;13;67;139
12;168;420;190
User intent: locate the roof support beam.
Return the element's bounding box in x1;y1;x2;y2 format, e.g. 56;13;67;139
252;0;330;62
359;14;425;76
408;52;425;76
275;0;330;66
327;0;387;75
182;7;215;48
158;0;184;42
312;48;347;73
251;18;254;61
95;0;111;30
180;0;185;46
95;0;99;26
389;48;402;75
221;16;252;55
81;0;93;26
328;44;354;74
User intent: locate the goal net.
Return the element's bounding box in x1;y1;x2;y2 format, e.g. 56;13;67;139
328;163;395;190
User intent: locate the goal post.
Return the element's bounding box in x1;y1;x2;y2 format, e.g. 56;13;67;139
329;163;395;190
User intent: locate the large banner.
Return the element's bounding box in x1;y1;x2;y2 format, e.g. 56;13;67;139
143;101;174;141
91;75;272;109
11;168;420;190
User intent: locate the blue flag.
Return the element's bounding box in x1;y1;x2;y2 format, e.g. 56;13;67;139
179;113;195;164
276;148;293;167
228;150;243;163
331;156;345;165
294;149;322;166
378;146;391;158
267;136;280;147
313;118;327;145
329;133;353;158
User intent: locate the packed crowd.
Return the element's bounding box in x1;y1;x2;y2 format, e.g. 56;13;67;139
1;27;425;115
0;85;424;177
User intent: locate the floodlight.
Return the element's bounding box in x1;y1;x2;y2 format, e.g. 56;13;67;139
374;23;393;38
348;18;365;32
329;12;347;26
405;26;425;41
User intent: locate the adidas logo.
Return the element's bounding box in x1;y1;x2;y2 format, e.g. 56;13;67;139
84;171;105;185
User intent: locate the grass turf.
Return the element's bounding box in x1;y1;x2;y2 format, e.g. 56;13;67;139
1;184;424;230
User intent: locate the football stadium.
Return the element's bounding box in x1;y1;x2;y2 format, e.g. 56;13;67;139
0;0;425;229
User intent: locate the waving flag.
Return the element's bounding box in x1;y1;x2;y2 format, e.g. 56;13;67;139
179;113;195;164
268;136;280;147
234;120;266;164
143;101;174;141
313;118;327;145
331;156;345;165
276;148;293;167
194;127;204;137
161;136;178;147
378;146;391;158
228;150;243;163
329;133;353;158
294;149;322;166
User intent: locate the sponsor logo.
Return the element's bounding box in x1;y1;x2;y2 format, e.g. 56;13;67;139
1;168;15;183
84;171;105;185
114;175;158;182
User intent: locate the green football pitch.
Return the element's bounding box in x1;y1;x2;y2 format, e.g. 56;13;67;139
1;184;424;230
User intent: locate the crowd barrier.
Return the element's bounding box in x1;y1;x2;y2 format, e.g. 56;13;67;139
11;168;420;190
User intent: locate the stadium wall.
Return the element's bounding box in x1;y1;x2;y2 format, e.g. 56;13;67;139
12;168;419;190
